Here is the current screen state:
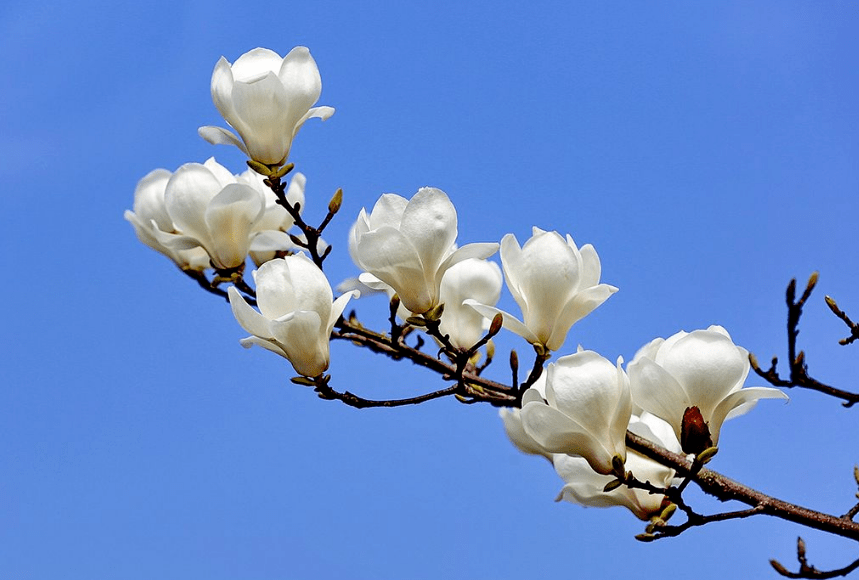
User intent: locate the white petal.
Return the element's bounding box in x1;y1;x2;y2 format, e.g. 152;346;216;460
210;56;237;124
132;169;173;230
520;402;616;475
545;283;618;351
659;329;749;418
577;243;603;289
628;356;690;439
462;301;540;345
231;71;295;164
709;387;788;444
204;184;264;269
500;408;552;459
231;48;284;81
229;287;275;340
197;126;249;155
399;187;458;276
278;46;322;113
355;226;430;313
164;162;224;244
271;309;328;377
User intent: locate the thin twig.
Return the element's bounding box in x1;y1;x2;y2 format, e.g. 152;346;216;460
626;432;859;541
771;537;859;579
826;295;859;346
750;274;859;407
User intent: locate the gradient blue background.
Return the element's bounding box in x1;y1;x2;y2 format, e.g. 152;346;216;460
2;1;858;578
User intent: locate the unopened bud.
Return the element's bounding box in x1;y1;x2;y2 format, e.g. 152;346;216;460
328;188;343;214
425;303;445;322
696;446;719;465
770;560;789;575
853;465;859;486
603;479;623;493
488;313;504;337
748;352;760;369
611;455;626;479
290;376;316;386
797;536;806;557
247;159;273;176
681;406;713;455
485;341;495;360
659;503;677;523
271;162;295;179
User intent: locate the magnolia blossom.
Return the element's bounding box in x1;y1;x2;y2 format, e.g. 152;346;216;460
437;258;503;349
198;47;334;165
627;325;788;454
500;373;552;460
519;350;632;475
350;188;498;314
228;255;356;377
151;158;265;270
466;228;617;352
554;437;674;521
124;169;211;271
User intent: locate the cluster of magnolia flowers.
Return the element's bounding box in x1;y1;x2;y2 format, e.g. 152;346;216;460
126;46;788;524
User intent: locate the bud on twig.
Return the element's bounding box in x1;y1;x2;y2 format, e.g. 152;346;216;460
681;406;713;455
271;162;295;179
603;479;623;493
247;159;273;176
291;376;317;386
488;313;503;337
328;188;343;214
659;503;677;523
696;446;719;465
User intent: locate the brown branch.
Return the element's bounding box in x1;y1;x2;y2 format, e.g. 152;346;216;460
183;268;256;307
332;316;518;406
313;379;458;408
750;274;859;407
260;165;337;270
826;296;859;346
626;432;859;542
771;537;859;579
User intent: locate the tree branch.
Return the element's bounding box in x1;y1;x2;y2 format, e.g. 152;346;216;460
771;537;859;579
626;432;859;542
750;274;859;407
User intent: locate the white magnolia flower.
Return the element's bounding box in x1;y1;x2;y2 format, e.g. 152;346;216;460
124;168;211;271
627;325;788;454
350;188;498;314
228;255;356;377
437;258;503;349
466;228;617;352
152;158;265;270
519;350;632;475
500;373;551;460
198;47;334;165
554;421;675;521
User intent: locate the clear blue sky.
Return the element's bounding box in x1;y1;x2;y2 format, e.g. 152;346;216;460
2;1;858;578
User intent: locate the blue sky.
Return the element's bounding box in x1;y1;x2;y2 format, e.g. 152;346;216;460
2;1;859;578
